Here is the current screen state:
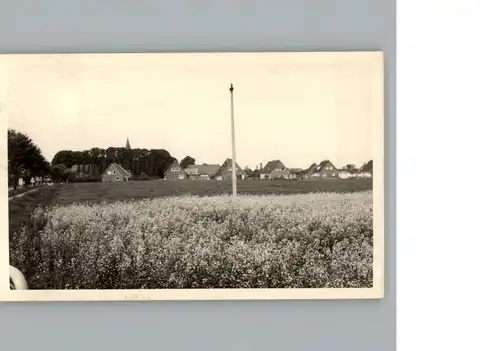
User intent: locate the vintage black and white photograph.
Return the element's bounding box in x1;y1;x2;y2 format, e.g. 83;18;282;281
0;52;384;301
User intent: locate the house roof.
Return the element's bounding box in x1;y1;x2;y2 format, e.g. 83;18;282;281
316;160;337;172
299;163;318;175
164;161;186;175
103;163;131;177
214;158;248;177
308;163;317;170
261;160;286;174
115;163;132;177
184;164;220;176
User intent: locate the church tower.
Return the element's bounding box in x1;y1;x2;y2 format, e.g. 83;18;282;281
125;138;131;149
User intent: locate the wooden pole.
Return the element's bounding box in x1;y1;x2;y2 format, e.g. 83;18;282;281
230;83;237;198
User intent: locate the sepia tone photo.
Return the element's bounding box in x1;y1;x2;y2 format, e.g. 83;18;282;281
0;52;384;301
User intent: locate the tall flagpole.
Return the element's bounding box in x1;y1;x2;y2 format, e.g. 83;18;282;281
230;83;237;198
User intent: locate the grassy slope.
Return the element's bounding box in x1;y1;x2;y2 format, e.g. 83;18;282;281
8;185;60;241
8;185;46;198
52;178;373;205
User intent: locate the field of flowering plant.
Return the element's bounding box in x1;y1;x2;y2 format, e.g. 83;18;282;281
9;191;373;289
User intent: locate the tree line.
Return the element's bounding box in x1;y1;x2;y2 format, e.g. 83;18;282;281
8;128;197;187
51;147;178;181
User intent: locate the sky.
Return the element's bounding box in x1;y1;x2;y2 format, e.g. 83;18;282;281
3;52;382;170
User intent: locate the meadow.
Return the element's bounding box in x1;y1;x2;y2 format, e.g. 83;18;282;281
52;178;373;205
9;179;374;289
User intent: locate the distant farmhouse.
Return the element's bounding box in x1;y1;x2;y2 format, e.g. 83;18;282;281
165;159;248;181
300;163;318;179
270;166;291;180
184;164;220;180
260;160;286;180
338;168;356;179
305;160;338;179
359;160;373;177
214;158;248;180
163;160;187;180
102;162;132;182
288;168;303;179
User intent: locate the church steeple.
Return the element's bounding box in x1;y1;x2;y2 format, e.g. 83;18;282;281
125;138;131;149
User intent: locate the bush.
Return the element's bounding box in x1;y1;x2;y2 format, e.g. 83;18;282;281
9;192;373;289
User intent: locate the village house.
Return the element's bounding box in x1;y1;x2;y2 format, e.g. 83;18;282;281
301;160;338;179
358;160;373;178
270;167;291;180
214;158;248;180
184;164;220;180
260;160;286;180
300;163;318;179
357;171;372;178
338;168;356;179
288;168;303;179
314;160;338;178
163;160;187;180
101;162;132;182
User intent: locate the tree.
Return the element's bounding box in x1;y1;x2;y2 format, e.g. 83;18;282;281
150;149;174;178
8;129;50;189
345;164;357;172
51;163;67;182
51;150;70;167
180;156;195;169
251;168;261;179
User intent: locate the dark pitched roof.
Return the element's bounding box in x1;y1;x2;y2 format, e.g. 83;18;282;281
261;160;286;174
115;163;132;177
360;160;373;172
214;158;248;177
167;160;180;168
184;164;220;176
316;160;337;172
104;163;131;177
299;163;317;176
164;161;186;175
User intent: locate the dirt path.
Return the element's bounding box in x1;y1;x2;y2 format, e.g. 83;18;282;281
8;187;45;201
